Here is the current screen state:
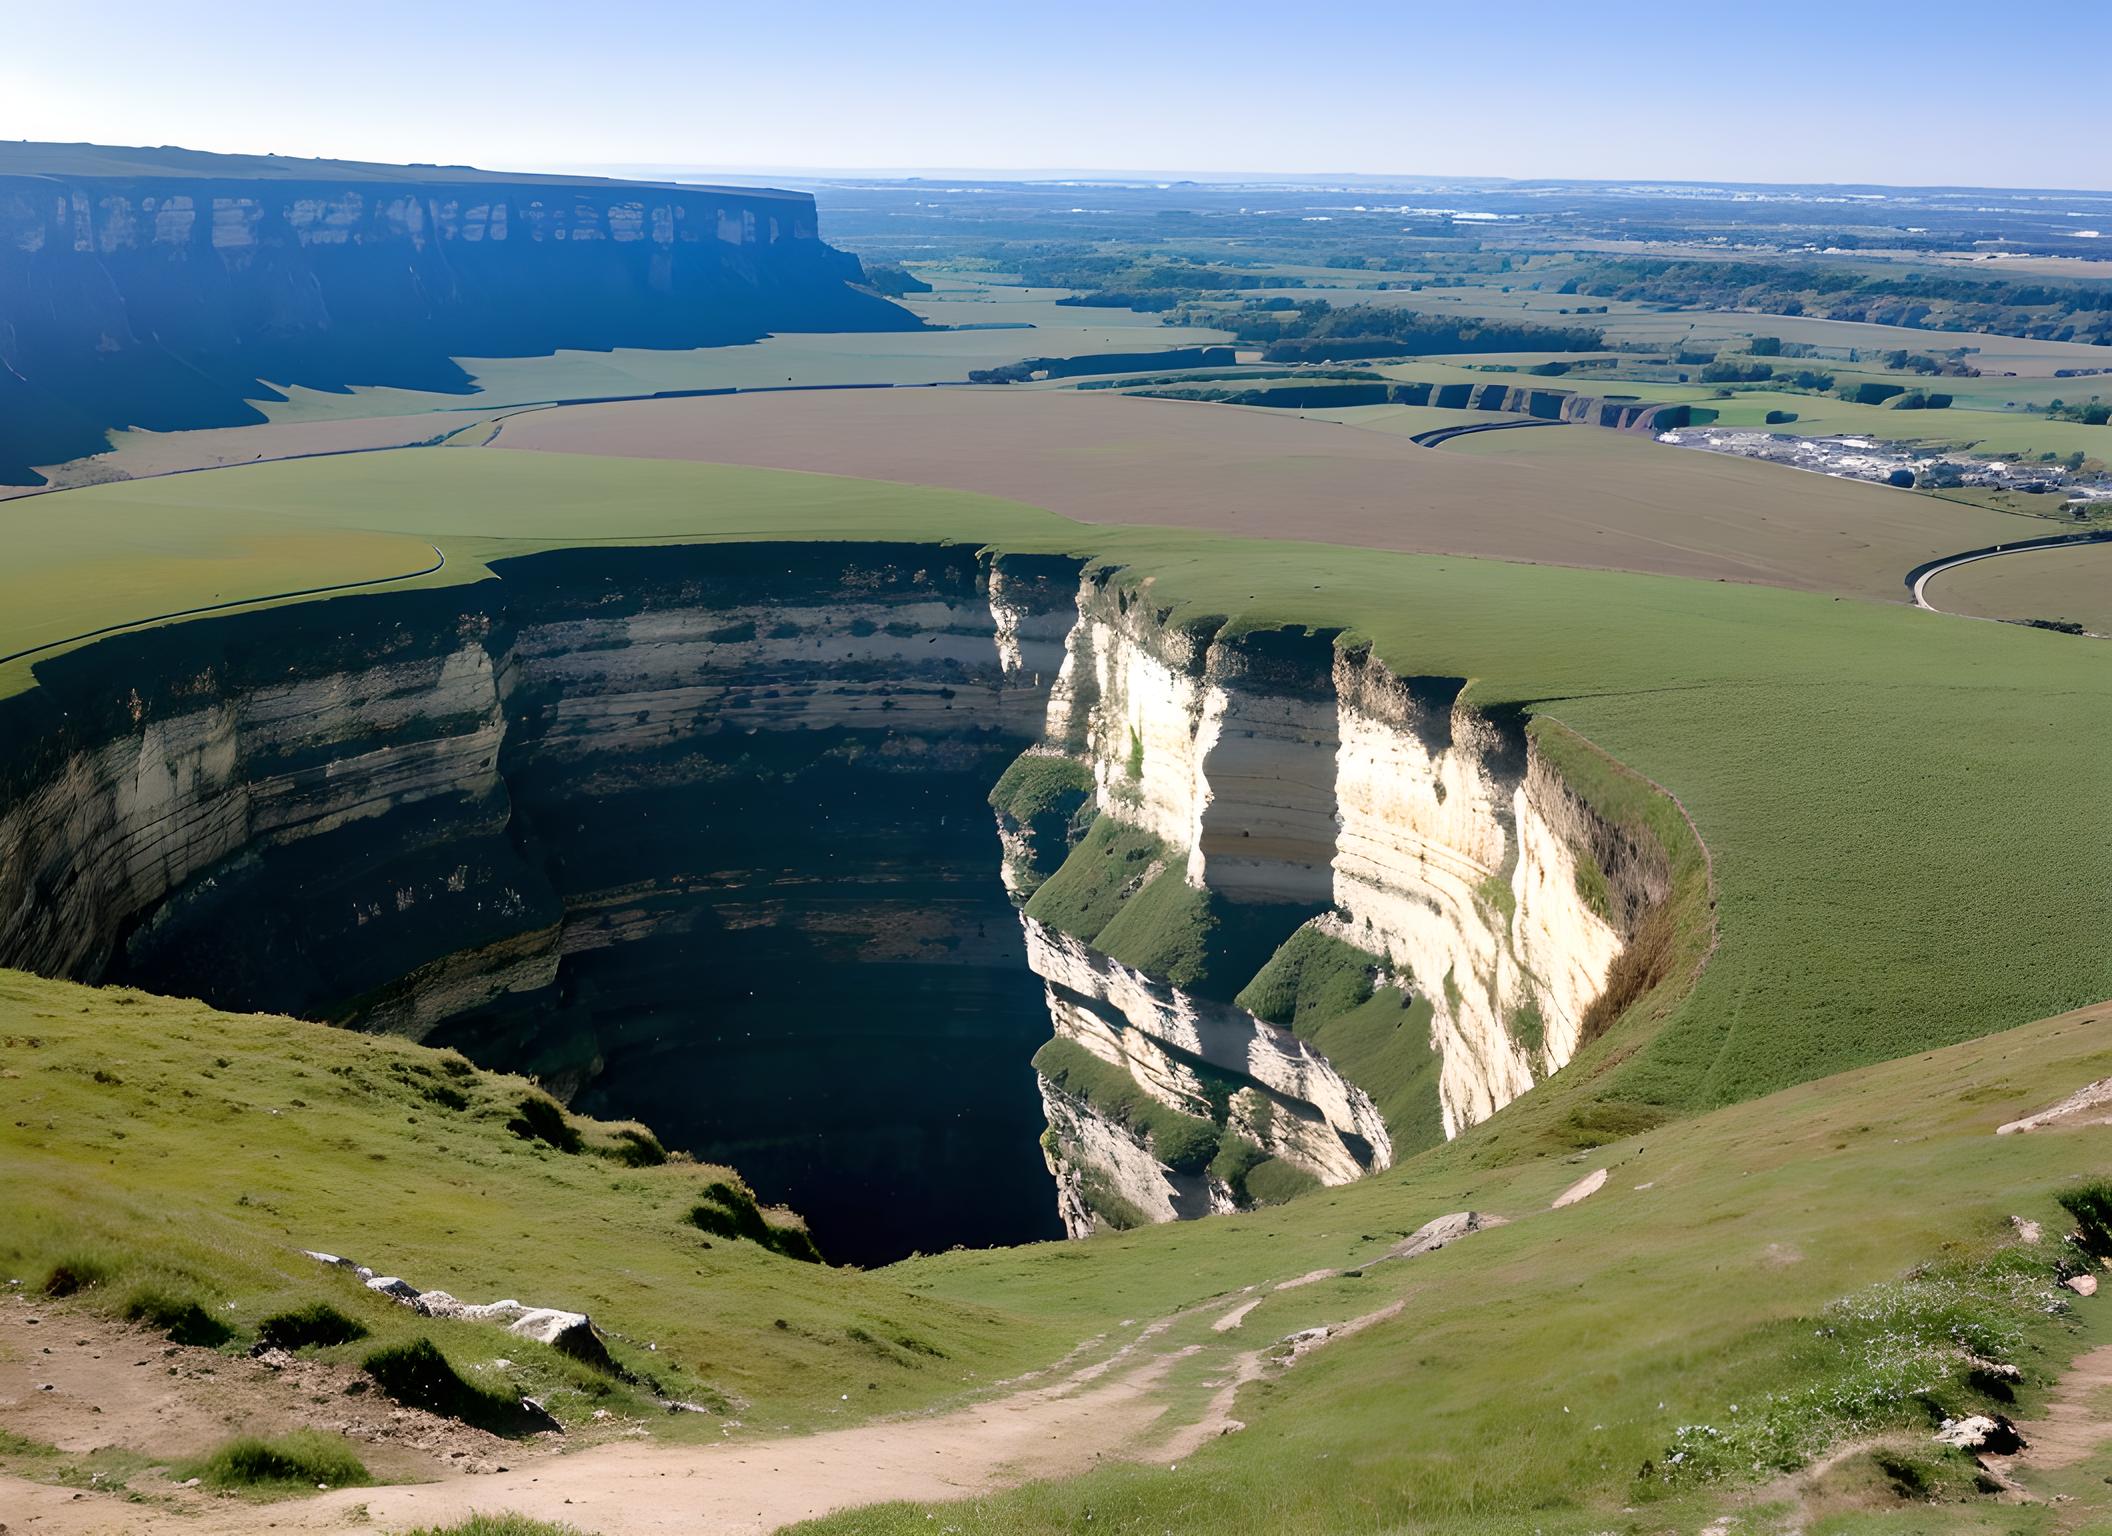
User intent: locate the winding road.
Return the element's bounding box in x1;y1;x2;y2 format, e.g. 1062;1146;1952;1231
1903;528;2112;622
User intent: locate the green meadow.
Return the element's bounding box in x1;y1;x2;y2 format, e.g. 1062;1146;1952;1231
4;446;2111;1531
6;447;2109;1117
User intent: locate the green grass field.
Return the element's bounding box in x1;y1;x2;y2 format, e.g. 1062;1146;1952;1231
241;273;1231;429
4;445;2111;1531
6;447;2108;1119
0;969;1077;1438
797;1000;2112;1534
10;972;2110;1533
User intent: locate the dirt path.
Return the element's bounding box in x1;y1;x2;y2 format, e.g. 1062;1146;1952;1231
1992;1342;2112;1475
0;1230;1484;1536
0;1287;1310;1536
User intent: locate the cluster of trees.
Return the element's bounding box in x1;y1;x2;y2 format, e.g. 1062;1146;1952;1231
1560;259;2112;346
1700;360;1776;383
1216;302;1604;362
2045;398;2112;426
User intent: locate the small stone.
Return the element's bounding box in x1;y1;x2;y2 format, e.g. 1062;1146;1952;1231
2066;1274;2099;1297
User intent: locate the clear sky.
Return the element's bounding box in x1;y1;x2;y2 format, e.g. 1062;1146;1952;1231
5;0;2105;190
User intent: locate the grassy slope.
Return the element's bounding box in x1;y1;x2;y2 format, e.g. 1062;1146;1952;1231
2;450;2109;1527
0;972;1072;1437
5;446;2109;1114
808;999;2112;1534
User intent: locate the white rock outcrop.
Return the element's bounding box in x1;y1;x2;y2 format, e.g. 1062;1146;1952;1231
1022;571;1667;1233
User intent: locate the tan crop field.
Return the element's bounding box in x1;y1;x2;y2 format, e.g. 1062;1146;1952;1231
1924;541;2112;631
493;387;2037;599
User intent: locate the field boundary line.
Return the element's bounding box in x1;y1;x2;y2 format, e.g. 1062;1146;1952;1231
0;543;447;671
1905;528;2112;630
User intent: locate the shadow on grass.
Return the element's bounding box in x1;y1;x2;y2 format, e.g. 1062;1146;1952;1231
363;1338;560;1437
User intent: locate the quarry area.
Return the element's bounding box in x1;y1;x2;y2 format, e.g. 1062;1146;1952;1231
1659;424;2112;501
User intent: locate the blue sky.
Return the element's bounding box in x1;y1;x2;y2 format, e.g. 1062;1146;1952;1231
5;0;2105;189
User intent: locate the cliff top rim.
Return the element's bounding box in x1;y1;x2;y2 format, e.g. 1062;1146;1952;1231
0;140;812;200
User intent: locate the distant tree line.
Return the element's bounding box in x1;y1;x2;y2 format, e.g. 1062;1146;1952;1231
2044;397;2112;425
1559;258;2112;346
1206;302;1604;361
967;346;1239;384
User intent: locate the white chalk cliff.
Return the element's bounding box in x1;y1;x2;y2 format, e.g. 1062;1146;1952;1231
1013;571;1664;1234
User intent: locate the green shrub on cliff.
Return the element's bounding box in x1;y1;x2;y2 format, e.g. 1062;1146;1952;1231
991;752;1098;894
1092;867;1213;990
1237;927;1377;1031
989;753;1093;825
1034;1037;1220;1176
1024;817;1172;941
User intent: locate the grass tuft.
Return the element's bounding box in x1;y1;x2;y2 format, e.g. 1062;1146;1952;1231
2057;1180;2112;1259
505;1093;583;1154
690;1179;823;1263
123;1283;233;1347
180;1431;372;1492
362;1338;550;1436
40;1250;116;1298
256;1301;369;1351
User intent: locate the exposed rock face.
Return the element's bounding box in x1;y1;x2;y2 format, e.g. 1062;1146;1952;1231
0;142;916;482
0;544;1080;1264
0;544;1662;1246
1019;570;1664;1233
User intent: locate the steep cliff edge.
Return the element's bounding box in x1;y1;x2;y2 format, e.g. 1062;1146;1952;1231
0;543;1673;1249
0;543;1078;1264
1005;570;1670;1234
0;142;916;483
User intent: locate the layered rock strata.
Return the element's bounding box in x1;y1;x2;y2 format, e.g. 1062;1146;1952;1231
0;545;1664;1246
1015;570;1666;1233
0;143;916;481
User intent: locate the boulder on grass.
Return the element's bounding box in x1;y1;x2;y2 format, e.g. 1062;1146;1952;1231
1935;1413;2024;1454
508;1308;616;1373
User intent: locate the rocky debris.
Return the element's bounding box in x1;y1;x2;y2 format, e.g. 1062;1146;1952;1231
1376;1211;1498;1267
1273;1268;1340;1291
1960;1353;2024;1384
1996;1078;2112;1136
1275;1326;1333;1366
1935;1413;2025;1454
304;1250;618;1372
1552;1169;1607;1209
2012;1216;2044;1244
2064;1274;2099;1297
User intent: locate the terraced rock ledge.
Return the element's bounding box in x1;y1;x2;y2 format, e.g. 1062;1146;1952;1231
0;542;1671;1251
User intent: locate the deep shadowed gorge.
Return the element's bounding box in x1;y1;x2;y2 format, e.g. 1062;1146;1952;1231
0;539;1658;1261
0;544;1078;1263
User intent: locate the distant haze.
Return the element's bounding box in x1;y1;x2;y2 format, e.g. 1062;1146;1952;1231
6;0;2108;192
